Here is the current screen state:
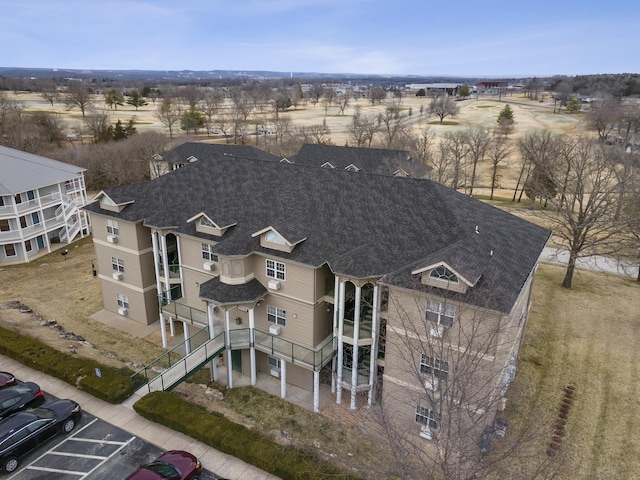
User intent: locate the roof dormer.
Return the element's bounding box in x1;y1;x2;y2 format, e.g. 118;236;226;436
252;226;306;253
188;212;236;237
321;162;336;169
93;191;134;213
411;262;473;294
345;163;360;172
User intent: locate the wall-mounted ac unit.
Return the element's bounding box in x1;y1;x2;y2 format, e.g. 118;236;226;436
118;307;128;316
430;326;444;338
424;377;439;391
203;261;216;271
268;280;281;291
112;271;123;281
270;368;281;378
107;234;118;243
269;325;281;335
419;425;433;440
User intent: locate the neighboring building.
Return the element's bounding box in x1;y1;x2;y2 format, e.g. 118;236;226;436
288;144;431;178
85;145;549;444
0;146;90;265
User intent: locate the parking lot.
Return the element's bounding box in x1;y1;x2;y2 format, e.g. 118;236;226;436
4;391;223;479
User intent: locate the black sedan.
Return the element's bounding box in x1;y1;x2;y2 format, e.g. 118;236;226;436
0;399;82;473
0;373;16;389
0;382;45;420
125;450;203;480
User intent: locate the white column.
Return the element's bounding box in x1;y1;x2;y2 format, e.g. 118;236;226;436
151;232;163;297
351;285;361;410
225;309;233;388
280;360;287;399
249;306;256;386
169;317;175;337
175;235;184;296
160;313;167;348
207;304;218;382
183;322;190;355
160;234;170;301
336;280;345;405
331;275;339;394
314;370;320;413
368;285;379;406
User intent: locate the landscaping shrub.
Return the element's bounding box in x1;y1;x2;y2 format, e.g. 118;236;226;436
0;325;134;403
134;391;363;480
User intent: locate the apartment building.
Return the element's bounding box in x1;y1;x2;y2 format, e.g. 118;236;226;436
84;145;549;443
0;146;90;265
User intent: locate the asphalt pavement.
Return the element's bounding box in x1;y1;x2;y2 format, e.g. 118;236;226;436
540;247;639;279
0;355;280;480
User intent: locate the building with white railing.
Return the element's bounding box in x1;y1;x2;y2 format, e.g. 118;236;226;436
0;146;90;264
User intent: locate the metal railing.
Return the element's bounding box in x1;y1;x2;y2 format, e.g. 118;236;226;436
132;326;222;394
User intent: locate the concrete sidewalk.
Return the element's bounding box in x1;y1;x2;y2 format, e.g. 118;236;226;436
0;355;280;480
540;247;639;279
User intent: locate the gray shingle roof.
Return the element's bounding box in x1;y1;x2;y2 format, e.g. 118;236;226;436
289;144;431;178
159;142;282;165
0;145;85;195
85;147;550;314
199;278;267;305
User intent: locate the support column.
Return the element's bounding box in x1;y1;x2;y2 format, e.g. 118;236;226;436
314;370;320;413
280;361;287;399
183;322;190;355
207;304;218;382
151;232;163;299
331;275;339;394
160;313;167;348
249;307;256;386
160;234;170;300
368;285;379;406
225;309;233;389
336;280;345;405
351;285;361;410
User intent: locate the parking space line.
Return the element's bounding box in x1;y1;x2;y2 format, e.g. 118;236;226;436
75;435;136;480
19;465;85;476
68;437;131;445
43;450;111;460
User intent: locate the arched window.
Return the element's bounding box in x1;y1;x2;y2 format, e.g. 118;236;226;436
429;266;458;284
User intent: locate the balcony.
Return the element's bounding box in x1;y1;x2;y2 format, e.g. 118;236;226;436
253;329;335;370
158;262;181;279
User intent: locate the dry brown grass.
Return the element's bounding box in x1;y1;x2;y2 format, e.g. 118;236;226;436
0;236;166;368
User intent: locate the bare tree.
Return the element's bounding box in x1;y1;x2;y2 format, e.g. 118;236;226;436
586;93;620;143
65;82;93;117
155;98;182;138
201;91;223;135
487;133;513;200
367;281;560;480
377;103;409;149
440;131;470;190
465;127;491;196
539;137;638;288
515;130;559;204
429;94;460;123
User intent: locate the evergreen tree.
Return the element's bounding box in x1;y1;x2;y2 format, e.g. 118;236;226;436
497;104;515;135
125;89;148;110
458;83;470;99
105;89;124;110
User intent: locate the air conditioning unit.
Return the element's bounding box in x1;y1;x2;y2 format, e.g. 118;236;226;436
112;271;123;281
268;280;281;291
118;307;128;316
203;261;216;271
269;325;281;335
430;325;444;338
107;234;118;243
270;368;281;378
419;425;433;440
424;377;439;391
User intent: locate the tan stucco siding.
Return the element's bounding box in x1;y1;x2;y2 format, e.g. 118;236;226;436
252;254;315;304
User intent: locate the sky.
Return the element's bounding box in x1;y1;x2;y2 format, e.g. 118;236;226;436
1;0;639;78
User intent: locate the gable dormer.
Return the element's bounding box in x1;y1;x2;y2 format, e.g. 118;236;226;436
94;191;134;213
188;212;236;237
252;226;306;253
321;162;336;169
393;168;410;177
411;262;473;294
345;163;360;172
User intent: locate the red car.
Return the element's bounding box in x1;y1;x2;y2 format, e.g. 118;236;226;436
0;373;16;389
125;450;202;480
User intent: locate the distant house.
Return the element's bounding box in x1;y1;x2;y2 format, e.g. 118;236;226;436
0;146;90;265
288;144;431;179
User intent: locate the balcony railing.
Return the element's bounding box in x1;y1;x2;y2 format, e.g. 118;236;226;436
253;329;335;370
158;263;181;279
160;300;208;326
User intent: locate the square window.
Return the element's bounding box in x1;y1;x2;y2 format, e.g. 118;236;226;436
267;305;286;326
201;243;218;262
420;354;448;380
106;219;119;235
266;259;285;281
426;300;455;329
416;405;439;430
116;293;129;309
4;244;16;257
111;256;125;272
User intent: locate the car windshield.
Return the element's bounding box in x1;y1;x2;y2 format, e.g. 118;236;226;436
29;407;55;420
144;461;180;478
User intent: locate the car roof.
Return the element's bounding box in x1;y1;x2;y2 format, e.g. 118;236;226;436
0;411;39;438
0;382;38;398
